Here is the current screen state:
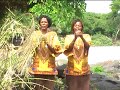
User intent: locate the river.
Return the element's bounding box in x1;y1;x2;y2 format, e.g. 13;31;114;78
56;46;120;65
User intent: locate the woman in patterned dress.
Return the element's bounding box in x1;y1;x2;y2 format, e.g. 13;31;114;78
64;19;91;90
29;15;62;90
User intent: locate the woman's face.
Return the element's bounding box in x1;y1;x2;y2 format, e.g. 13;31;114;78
39;17;49;30
73;21;83;33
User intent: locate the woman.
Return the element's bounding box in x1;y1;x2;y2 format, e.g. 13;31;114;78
64;19;91;90
29;15;62;90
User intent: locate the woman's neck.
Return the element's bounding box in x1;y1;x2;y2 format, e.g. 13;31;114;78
41;29;47;34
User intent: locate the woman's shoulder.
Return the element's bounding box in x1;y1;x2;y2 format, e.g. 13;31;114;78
83;34;91;38
47;30;57;36
66;34;74;37
83;34;91;42
32;30;42;35
65;34;74;40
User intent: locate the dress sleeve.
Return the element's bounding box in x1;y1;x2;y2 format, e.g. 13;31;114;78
84;34;91;45
52;33;62;57
64;35;74;56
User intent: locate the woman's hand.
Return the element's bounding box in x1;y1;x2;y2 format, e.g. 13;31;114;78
41;35;47;43
75;30;83;38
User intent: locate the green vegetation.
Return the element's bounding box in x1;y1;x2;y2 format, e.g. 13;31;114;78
29;0;86;36
0;0;120;42
92;34;113;46
91;65;113;78
91;65;105;75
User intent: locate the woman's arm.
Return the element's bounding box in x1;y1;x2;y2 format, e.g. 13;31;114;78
80;35;90;50
76;30;90;50
64;36;77;54
46;43;58;54
46;32;62;56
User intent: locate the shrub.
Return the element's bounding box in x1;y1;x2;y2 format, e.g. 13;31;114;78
92;33;113;46
91;65;105;74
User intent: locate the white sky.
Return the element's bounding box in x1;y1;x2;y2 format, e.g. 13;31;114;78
85;1;112;13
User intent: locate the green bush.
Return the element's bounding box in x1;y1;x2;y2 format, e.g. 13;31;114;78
91;65;105;74
92;34;113;46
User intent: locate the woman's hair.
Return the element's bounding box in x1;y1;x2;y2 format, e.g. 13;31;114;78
38;15;52;28
71;19;83;33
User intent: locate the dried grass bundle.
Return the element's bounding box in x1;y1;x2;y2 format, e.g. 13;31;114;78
0;10;37;89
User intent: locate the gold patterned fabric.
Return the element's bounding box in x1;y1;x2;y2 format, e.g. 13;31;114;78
64;34;91;76
29;30;62;75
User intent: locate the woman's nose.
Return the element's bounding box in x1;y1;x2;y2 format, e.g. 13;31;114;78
76;26;79;28
41;23;46;26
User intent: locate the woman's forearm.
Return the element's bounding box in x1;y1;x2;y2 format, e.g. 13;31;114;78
47;43;56;54
80;36;90;50
64;38;76;54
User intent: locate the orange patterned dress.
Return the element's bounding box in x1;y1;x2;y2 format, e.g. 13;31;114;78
64;34;91;76
29;30;62;75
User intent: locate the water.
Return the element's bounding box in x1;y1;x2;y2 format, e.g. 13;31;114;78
88;46;120;64
56;46;120;65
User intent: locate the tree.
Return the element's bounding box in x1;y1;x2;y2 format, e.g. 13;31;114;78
110;0;120;40
111;0;120;14
83;12;110;36
29;0;86;36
